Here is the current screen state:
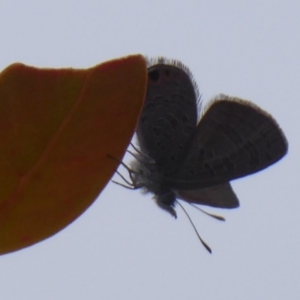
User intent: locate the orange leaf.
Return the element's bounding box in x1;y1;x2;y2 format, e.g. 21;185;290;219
0;55;147;255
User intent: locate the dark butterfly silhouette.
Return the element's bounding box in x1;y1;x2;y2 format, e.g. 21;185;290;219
112;58;288;252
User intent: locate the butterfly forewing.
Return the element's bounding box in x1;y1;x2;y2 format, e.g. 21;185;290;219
136;63;199;175
168;95;288;189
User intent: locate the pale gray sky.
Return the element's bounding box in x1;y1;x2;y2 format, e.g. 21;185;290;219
0;1;299;299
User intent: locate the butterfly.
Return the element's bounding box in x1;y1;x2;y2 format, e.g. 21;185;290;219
113;57;288;252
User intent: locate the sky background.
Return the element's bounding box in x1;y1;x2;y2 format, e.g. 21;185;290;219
0;1;299;299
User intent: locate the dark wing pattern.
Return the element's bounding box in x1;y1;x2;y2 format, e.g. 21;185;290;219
136;62;199;176
168;95;288;190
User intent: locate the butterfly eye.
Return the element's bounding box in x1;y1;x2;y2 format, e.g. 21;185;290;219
148;69;160;82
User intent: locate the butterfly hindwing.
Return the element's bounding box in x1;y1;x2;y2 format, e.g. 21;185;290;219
167;95;288;190
175;182;239;208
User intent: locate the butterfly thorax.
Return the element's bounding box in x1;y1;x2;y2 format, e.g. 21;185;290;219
131;153;177;218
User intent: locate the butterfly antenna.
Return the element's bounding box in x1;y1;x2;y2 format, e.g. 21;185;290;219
176;201;212;254
189;203;225;221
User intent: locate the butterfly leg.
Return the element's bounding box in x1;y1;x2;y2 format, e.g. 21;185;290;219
129;143;155;164
107;154;142;190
